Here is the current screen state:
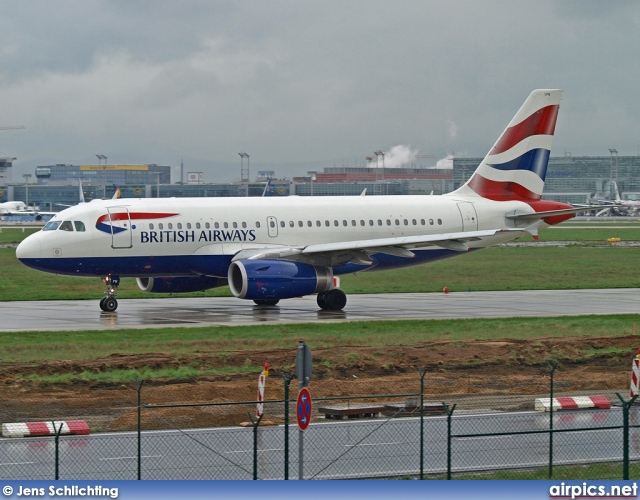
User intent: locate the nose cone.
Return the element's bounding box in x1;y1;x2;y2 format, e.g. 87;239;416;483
16;233;42;262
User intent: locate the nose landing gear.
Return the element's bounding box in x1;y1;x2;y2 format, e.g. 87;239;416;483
100;275;120;312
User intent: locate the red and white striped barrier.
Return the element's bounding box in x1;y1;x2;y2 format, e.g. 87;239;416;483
256;362;268;418
630;348;640;398
2;420;90;438
534;395;611;412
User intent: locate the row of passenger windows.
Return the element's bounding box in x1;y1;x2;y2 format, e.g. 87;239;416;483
147;218;444;230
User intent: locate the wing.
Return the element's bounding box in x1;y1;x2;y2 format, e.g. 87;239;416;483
231;228;528;268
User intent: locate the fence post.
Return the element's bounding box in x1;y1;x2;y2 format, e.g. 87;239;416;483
247;412;264;480
444;402;456;480
547;361;557;479
53;421;63;480
136;380;143;480
281;372;296;480
616;393;638;480
417;368;428;480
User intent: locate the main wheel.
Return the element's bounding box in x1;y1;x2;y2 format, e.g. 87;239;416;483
318;289;347;311
253;299;280;306
102;296;118;312
99;297;107;311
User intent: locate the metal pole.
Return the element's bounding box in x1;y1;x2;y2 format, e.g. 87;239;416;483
444;402;456;480
617;393;638;480
298;342;305;480
53;421;63;480
281;373;295;480
137;379;143;480
547;361;556;479
418;368;427;480
247;412;264;480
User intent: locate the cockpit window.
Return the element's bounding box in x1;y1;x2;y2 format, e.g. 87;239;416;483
74;221;86;232
59;221;74;231
43;221;61;231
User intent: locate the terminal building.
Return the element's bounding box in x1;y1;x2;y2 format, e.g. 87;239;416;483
1;155;639;210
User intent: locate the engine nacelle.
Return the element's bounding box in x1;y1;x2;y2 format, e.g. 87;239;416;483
228;259;333;300
136;276;227;294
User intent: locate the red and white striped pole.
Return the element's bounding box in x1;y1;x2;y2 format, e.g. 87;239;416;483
257;362;269;418
630;348;640;398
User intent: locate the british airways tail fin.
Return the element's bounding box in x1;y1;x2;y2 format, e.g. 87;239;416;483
452;89;561;201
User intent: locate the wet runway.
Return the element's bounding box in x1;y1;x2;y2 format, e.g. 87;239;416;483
1;288;639;332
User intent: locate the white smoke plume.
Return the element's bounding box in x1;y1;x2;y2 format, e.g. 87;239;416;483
435;154;454;169
369;145;419;168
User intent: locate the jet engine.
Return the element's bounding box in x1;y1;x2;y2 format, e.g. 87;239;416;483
136;276;227;294
228;259;333;300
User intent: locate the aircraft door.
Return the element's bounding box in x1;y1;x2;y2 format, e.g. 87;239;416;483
107;206;133;249
456;202;478;231
266;216;278;238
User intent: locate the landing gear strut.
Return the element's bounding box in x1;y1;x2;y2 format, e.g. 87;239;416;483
100;275;120;312
317;289;347;311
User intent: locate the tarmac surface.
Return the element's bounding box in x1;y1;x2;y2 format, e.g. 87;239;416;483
1;288;639;332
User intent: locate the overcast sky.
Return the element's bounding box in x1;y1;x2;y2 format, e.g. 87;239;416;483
1;0;639;183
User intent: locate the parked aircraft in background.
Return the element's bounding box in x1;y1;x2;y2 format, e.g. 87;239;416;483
594;181;640;216
0;201;28;214
17;89;600;312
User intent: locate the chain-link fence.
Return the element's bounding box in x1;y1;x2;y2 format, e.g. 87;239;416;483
1;365;639;480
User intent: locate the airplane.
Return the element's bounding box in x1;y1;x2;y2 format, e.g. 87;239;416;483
0;200;57;220
594;181;640;216
16;89;602;313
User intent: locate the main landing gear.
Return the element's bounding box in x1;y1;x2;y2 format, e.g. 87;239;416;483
253;299;280;306
317;289;347;311
100;275;120;312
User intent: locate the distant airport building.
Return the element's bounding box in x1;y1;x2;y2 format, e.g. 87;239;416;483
0;157;13;184
35;164;171;186
2;155;640;209
453;155;640;204
186;172;205;184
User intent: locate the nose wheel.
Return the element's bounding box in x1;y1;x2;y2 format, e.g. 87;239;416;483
100;274;120;312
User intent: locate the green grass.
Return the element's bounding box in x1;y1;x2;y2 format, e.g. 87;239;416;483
0;227;40;244
439;462;640;480
4;244;640;301
2;314;638;367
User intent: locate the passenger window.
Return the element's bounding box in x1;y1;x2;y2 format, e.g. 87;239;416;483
159;223;164;230
74;221;86;232
395;219;399;225
256;221;261;228
412;219;416;225
177;223;182;230
224;222;229;229
149;223;155;230
43;221;61;231
280;221;285;228
168;223;173;229
233;222;238;229
59;221;73;231
438;219;443;225
421;219;426;225
289;221;294;227
298;221;303;227
316;221;321;227
187;223;191;229
352;220;356;226
196;223;201;229
404;219;408;226
360;220;365;226
369;220;374;226
377;220;382;226
343;220;347;226
325;220;330;227
214;222;219;229
242;222;247;228
429;219;434;225
205;222;211;229
334;220;339;227
270;220;276;228
386;220;391;226
307;221;312;227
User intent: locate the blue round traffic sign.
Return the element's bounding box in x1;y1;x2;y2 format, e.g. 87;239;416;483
296;387;312;431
